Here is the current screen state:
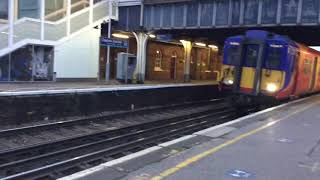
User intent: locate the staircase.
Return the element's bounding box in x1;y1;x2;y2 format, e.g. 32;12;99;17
0;0;118;57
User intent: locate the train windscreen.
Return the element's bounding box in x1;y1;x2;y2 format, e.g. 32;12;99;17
265;46;282;69
226;45;240;65
244;45;258;67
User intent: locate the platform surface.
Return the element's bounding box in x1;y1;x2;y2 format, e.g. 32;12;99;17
0;80;217;96
61;95;320;180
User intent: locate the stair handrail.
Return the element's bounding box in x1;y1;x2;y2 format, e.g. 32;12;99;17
0;0;117;57
45;0;89;21
0;0;113;32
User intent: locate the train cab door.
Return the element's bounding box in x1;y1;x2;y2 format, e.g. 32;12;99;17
309;57;318;92
236;41;264;95
290;52;300;96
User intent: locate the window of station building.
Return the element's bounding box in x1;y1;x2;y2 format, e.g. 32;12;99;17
154;50;163;71
0;55;9;81
45;0;66;21
0;0;8;20
18;0;40;19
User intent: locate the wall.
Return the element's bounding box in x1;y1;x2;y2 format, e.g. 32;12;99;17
190;47;221;81
54;28;100;80
99;38;137;80
0;84;222;123
0;45;54;81
143;0;320;30
147;41;185;81
146;41;221;81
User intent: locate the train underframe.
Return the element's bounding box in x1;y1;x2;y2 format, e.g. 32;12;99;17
226;93;282;109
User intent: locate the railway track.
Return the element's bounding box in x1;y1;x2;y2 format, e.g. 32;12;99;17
0;99;254;180
0;100;222;149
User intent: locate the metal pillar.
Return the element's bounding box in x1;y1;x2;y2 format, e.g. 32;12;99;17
66;0;71;36
89;0;94;24
8;0;14;47
105;0;113;82
133;32;148;84
105;20;111;81
40;0;45;40
181;40;192;82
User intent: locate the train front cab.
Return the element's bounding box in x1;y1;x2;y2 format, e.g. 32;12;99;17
220;36;244;92
221;33;298;105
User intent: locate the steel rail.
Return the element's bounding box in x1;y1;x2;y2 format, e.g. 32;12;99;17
0;99;224;137
0;104;228;165
1;109;236;180
0;105;230;166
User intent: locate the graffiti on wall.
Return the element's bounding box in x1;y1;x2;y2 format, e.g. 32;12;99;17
32;47;53;80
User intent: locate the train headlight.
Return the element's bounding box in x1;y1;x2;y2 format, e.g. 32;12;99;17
223;79;234;85
266;83;278;92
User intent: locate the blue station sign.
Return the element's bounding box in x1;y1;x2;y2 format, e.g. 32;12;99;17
100;37;129;48
156;34;173;42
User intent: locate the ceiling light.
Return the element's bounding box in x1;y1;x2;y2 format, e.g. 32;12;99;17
149;34;156;38
209;45;218;49
112;33;129;39
195;42;206;47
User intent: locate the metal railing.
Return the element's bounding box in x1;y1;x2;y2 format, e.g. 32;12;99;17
0;0;118;57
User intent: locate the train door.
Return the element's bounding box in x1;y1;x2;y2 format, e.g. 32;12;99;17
170;55;177;80
291;52;300;96
237;42;264;95
309;57;318;92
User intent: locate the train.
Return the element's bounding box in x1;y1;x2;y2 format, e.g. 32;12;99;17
220;30;320;105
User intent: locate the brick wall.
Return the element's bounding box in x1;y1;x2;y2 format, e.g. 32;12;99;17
146;41;185;81
146;41;221;81
99;39;222;81
99;38;137;80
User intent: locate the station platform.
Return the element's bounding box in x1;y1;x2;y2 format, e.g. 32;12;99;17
0;80;220;124
0;80;217;95
63;95;320;180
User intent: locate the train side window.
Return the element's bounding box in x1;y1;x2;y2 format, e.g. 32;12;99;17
304;59;310;74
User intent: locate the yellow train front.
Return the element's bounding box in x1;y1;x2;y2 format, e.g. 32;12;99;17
220;30;299;105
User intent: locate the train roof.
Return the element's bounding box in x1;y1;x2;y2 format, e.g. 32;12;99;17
225;30;298;47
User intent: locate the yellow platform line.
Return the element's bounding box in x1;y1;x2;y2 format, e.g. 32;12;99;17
151;102;317;180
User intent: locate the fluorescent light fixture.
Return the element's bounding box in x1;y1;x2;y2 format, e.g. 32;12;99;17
209;45;218;49
195;42;206;47
149;34;156;38
112;33;129;39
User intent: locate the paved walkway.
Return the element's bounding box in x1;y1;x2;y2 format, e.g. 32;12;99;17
0;80;217;92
